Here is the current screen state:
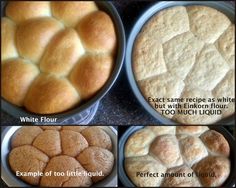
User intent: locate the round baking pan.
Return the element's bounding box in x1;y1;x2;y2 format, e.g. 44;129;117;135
1;1;126;124
118;126;236;187
125;1;235;125
1;126;118;187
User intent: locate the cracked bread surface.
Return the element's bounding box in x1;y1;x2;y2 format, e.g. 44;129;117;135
133;5;235;124
124;126;231;187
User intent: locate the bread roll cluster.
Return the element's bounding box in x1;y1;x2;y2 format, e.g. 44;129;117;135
9;126;114;187
125;126;231;187
1;1;117;114
133;6;235;124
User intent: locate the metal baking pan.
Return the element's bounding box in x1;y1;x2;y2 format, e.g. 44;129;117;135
1;1;126;124
1;126;118;187
125;1;235;125
118;126;236;187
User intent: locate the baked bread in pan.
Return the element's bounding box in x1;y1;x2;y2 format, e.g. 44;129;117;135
9;126;114;187
133;5;235;124
125;126;231;187
1;1;116;114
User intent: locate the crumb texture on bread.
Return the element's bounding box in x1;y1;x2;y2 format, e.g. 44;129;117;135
133;5;235;124
1;1;116;114
125;126;231;187
9;126;114;187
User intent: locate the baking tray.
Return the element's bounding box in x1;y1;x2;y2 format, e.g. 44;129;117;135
1;1;126;124
1;126;118;187
125;1;235;125
118;126;236;187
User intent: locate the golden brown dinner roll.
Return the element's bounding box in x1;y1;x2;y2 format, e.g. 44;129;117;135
125;155;167;187
193;156;230;187
161;165;201;187
70;54;113;100
6;1;51;24
125;128;156;158
62;126;88;133
9;145;49;185
40;155;92;187
150;135;183;168
77;146;114;183
33;130;61;157
81;127;112;151
40;28;84;76
1;17;18;61
51;1;97;27
61;130;88;157
11;126;43;148
1;59;39;106
39;126;61;130
200;130;230;157
24;74;80;114
176;126;209;136
179;136;208;167
76;11;116;53
145;126;176;136
187;5;231;43
16;17;63;63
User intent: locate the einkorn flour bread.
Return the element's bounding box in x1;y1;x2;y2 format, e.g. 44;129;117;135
133;6;235;124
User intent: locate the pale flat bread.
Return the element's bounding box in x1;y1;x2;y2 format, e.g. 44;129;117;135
187;6;231;43
142;6;190;43
185;44;229;91
215;24;235;69
163;31;204;80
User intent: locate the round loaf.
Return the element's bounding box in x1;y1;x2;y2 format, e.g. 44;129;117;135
24;74;80;114
179;136;208;167
125;155;166;187
40;155;92;187
70;54;113;100
161;165;201;187
51;1;97;27
1;59;39;106
16;17;63;63
124;126;231;187
8;126;115;186
193;156;230;187
149;135;183;168
200;130;230;157
33;130;61;157
2;1;117;114
77;146;114;183
76;11;116;53
40;28;84;76
81;127;112;151
60;130;88;157
9;145;49;185
125;128;156;158
133;5;235;124
1;17;18;61
11;126;43;148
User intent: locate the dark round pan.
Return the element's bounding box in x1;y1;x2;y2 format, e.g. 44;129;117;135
125;1;235;125
119;126;235;187
1;1;126;123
